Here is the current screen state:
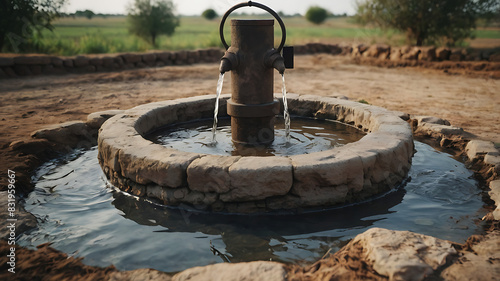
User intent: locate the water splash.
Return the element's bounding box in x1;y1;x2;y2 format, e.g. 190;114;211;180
281;73;291;143
211;73;225;143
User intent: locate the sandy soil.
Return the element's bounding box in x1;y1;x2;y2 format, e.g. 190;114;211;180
1;55;498;147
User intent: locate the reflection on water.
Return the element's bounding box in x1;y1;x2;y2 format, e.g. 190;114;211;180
147;117;365;156
19;142;486;273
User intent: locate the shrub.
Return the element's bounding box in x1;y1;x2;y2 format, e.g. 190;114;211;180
305;6;328;25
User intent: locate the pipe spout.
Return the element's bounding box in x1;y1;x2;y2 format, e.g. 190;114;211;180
273;57;285;75
219;50;239;74
265;50;285;75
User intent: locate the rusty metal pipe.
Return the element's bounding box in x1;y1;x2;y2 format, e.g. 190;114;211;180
219;2;293;146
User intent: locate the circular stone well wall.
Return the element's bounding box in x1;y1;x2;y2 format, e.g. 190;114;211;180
98;94;414;213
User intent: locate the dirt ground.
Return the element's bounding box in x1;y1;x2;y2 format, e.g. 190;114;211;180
1;55;498;147
0;54;499;280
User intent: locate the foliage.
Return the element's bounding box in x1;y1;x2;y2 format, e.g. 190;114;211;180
355;0;500;46
127;0;179;47
202;9;218;20
75;10;95;19
305;6;328;25
0;0;66;52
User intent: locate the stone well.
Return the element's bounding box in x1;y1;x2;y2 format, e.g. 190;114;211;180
97;94;414;213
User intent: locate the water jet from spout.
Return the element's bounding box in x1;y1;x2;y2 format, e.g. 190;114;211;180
211;73;225;143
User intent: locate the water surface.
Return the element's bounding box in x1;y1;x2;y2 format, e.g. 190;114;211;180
19;141;486;273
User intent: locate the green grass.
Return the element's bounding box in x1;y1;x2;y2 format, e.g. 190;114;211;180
27;16;500;56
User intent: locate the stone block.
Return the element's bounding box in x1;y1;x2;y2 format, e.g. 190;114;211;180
436;47;451;61
418;46;437;61
86;109;125;129
89;57;104;66
74;56;90;67
14;55;51;65
221;157;293;202
352;228;456;281
465;140;498;161
0;57;14;66
31;121;94;147
13;65;32;76
121;53;142;64
187;155;240;193
173;261;287;281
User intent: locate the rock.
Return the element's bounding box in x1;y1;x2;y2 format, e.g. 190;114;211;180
142;53;157;65
390;48;402;61
490;52;500;62
173;261;287;281
51;57;64;67
352;44;369;57
89;58;104;66
418;46;437;61
489;180;500;220
109;268;172;281
355;228;457;281
290;149;364;207
416;116;451;126
441;231;500;280
363;44;390;59
13;55;51;65
436;47;451;61
449;49;464;61
221;157;293;202
187;155;240;193
31;121;94;147
401;46;420;60
30;65;42;75
0;57;14;66
63;59;74;67
74;56;90;67
465;140;498;162
86;109;125;129
13;65;32;76
121;53;142;64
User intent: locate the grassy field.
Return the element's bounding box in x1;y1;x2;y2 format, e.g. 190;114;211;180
33;16;500;56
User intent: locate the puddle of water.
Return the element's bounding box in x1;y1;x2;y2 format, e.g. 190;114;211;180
147;117;365;157
18;141;487;273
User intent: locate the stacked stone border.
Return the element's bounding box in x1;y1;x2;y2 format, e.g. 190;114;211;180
96;94;414;213
5;96;499;280
2;43;499;78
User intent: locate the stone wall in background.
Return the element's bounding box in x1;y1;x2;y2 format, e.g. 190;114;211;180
1;44;499;78
0;48;224;78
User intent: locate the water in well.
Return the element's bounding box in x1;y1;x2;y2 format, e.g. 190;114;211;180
18;141;486;273
148;117;365;157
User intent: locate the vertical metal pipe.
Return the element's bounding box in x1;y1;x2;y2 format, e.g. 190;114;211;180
226;19;279;146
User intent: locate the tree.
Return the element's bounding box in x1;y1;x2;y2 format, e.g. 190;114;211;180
305;6;328;25
127;0;179;47
355;0;500;46
75;10;95;19
0;0;66;52
202;9;217;20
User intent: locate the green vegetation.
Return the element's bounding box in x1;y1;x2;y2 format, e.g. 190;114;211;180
8;15;500;56
305;6;328;25
127;0;179;47
0;0;66;52
355;0;500;46
202;9;218;20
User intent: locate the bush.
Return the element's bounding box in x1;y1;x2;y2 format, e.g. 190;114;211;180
305;6;328;25
202;9;218;20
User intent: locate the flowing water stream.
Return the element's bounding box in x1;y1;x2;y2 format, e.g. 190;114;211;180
211;73;225;143
19;141;487;273
282;73;291;143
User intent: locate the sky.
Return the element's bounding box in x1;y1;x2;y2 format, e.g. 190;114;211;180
64;0;358;16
